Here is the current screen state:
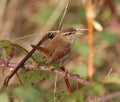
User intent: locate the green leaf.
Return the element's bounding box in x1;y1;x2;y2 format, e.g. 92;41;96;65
82;82;105;96
0;93;9;102
0;40;14;64
90;83;104;95
46;91;68;102
13;44;29;55
74;62;87;78
13;44;36;64
62;91;85;102
100;31;119;45
13;87;44;102
13;86;67;102
32;52;44;63
114;0;120;4
19;69;51;85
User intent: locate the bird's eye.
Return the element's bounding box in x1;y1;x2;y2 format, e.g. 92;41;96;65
64;32;71;36
48;33;55;39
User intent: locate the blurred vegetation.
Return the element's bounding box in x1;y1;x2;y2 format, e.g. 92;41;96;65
0;0;120;102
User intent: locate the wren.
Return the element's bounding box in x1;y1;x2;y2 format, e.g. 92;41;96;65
32;27;76;65
31;27;77;93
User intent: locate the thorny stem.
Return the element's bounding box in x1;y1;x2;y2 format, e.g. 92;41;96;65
0;62;89;85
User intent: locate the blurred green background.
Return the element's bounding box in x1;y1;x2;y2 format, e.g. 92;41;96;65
0;0;120;102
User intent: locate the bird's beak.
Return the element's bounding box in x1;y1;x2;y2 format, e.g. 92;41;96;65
76;28;89;31
75;28;89;35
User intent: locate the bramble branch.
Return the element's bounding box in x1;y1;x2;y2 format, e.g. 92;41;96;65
0;62;89;85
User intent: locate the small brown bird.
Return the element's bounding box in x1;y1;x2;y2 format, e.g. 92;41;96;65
32;27;77;93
